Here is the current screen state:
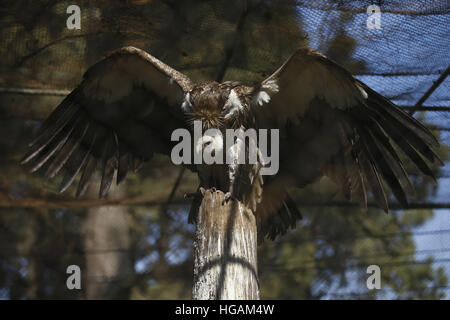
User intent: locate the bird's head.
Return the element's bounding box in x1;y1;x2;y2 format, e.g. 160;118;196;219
182;82;228;129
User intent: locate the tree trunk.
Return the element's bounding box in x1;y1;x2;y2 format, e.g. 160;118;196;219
192;190;259;300
82;178;132;299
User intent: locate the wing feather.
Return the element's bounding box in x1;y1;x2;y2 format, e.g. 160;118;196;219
253;45;441;220
76;155;97;198
99;135;117;198
45;115;89;179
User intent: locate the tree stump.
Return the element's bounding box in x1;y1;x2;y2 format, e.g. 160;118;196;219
192;189;259;300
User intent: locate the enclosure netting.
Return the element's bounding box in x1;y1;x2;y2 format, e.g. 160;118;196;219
1;1;448;106
0;0;449;299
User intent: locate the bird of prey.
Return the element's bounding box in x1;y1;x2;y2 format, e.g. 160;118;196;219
22;46;442;241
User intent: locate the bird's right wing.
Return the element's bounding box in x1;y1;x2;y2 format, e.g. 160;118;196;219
22;46;194;197
249;46;442;240
252;46;441;211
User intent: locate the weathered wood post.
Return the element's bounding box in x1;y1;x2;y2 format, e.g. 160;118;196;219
192;190;259;300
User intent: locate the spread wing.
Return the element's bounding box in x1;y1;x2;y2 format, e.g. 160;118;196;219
22;46;193;198
253;46;442;221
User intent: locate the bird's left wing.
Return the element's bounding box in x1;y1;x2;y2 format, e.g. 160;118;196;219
252;46;442;213
22;46;193;197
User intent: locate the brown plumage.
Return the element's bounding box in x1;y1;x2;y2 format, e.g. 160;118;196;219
22;46;442;241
